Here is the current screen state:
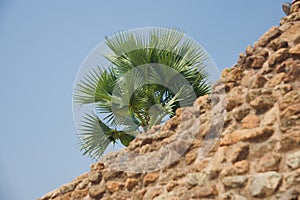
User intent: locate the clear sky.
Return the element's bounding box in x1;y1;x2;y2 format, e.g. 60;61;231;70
0;1;286;199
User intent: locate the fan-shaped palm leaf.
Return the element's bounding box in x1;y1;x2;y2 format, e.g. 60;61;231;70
74;28;212;158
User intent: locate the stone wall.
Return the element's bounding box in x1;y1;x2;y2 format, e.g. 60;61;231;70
39;3;300;200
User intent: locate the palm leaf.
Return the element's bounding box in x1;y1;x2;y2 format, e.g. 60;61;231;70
73;66;117;105
78;113;113;159
74;27;212;158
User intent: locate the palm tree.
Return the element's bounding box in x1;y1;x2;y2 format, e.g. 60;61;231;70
73;28;211;159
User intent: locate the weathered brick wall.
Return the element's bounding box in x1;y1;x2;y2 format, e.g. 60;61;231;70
40;3;300;200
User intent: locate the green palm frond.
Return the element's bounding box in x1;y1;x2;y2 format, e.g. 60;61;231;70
78;113;113;159
73;66;117;105
79;113;137;159
149;28;184;51
104;28;210;98
74;27;212;159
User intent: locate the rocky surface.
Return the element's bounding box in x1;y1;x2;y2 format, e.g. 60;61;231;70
39;3;300;200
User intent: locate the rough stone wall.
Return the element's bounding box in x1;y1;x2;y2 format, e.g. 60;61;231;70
39;3;300;200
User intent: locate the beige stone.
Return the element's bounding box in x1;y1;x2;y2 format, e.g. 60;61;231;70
71;188;88;199
143;172;159;186
283;10;300;23
88;171;102;183
221;160;249;177
241;114;260;129
89;183;105;198
106;181;124;193
222;68;244;83
143;187;163;199
190;185;217;198
269;38;288;51
278;84;293;95
39;189;60;200
291;1;300;13
90;162;105;171
255;47;269;57
279;22;292;32
248;172;282;197
283;61;300;82
245;55;266;69
280;130;300;151
286;150;300;169
280;22;300;43
102;169;123;181
275;60;293;73
185;172;209;187
184;152;196;165
261;104;279;126
279;189;300;200
77;178;89;190
267;72;286;87
257;152;282;172
107;191;132;199
59;181;78;195
258;26;281;47
220;126;274;146
166;180;178;192
193;159;209;172
284;169;300;188
222;175;248;188
125;178;138;190
225;97;243;111
252;139;278;158
230;143;250;163
245;45;254;55
251;74;268;88
221;68;232;79
250;95;275;114
246;88;272;103
268;48;289;66
233;106;250;121
60;192;72;200
279;90;300;111
289;43;300;54
280;103;300;129
135;189;146;200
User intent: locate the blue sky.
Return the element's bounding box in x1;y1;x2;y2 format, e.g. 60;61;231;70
0;1;285;199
